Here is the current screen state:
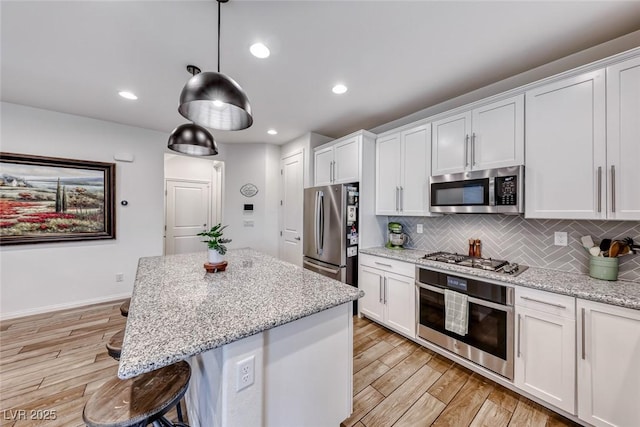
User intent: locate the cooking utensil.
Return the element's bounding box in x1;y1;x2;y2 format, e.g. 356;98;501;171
581;236;595;251
589;247;602;257
599;238;612;252
623;237;639;254
608;240;621;258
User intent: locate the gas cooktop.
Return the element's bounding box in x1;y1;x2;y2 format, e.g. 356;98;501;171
421;251;528;276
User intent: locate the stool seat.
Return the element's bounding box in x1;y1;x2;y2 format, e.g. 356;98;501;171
120;299;130;317
83;361;191;427
106;329;125;361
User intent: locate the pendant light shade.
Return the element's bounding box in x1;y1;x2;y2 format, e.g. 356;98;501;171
177;0;253;131
167;123;218;156
178;71;253;130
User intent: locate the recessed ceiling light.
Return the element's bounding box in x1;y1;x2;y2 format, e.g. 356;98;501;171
250;43;270;59
118;91;138;100
267;129;278;135
332;84;348;95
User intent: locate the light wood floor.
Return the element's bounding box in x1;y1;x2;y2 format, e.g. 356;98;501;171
0;300;183;427
0;301;579;427
344;316;580;427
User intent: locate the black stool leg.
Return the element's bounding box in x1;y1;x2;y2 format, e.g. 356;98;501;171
176;400;184;422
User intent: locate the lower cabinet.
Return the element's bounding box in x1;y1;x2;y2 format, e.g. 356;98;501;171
514;288;576;414
359;255;415;338
577;299;640;427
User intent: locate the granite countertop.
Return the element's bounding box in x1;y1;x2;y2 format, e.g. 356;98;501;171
360;247;640;311
118;248;363;379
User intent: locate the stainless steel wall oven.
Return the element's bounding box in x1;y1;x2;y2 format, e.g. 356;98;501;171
416;267;515;379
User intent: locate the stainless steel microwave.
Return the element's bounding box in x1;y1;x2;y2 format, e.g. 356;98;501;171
430;165;524;214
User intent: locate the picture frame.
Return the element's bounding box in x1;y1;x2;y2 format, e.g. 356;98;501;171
0;152;116;245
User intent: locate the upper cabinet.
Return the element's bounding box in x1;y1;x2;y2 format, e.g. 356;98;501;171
526;56;640;221
314;136;360;186
606;56;640;220
376;123;438;216
431;94;524;176
525;70;606;219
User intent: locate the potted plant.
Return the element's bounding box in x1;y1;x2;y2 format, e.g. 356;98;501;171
198;223;232;264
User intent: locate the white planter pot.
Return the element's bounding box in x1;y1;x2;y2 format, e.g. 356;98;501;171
208;249;224;264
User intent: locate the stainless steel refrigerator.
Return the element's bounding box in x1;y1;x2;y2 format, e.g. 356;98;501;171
303;183;359;289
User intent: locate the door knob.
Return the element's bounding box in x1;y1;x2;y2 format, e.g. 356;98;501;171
294;236;301;241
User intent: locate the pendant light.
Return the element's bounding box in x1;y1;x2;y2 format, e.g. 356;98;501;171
168;66;218;156
178;0;253;131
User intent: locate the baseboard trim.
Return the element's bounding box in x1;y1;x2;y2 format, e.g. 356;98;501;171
0;293;132;321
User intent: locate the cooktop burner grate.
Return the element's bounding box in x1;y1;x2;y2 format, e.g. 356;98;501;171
422;251;528;276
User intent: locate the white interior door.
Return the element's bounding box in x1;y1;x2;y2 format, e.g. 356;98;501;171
165;179;210;255
280;152;303;266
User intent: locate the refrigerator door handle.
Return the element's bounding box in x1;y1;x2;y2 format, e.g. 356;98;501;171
303;260;340;275
314;191;320;255
318;191;324;254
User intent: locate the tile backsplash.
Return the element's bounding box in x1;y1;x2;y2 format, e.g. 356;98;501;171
388;215;640;282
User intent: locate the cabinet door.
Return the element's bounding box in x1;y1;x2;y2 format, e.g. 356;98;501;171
376;133;401;215
314;146;334;186
515;306;575;414
432;112;471;175
607;57;640;220
384;271;415;338
400;124;431;216
334;137;360;184
525;70;606;219
577;299;640;427
358;266;385;323
471;95;524;170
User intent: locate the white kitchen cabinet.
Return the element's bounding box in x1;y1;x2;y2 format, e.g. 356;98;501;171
376;123;437;216
313;136;360;186
514;288;576;414
359;254;415;338
431;94;523;175
577;299;640;427
606;56;640;220
525;70;607;219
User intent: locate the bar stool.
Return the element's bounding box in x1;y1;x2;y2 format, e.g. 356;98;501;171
120;299;130;317
83;361;191;427
106;329;125;360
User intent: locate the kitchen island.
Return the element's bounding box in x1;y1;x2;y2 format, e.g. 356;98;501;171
118;248;362;427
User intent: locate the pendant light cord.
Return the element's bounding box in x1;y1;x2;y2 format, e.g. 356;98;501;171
217;0;221;73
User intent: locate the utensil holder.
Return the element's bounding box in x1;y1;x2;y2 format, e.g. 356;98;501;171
589;256;619;281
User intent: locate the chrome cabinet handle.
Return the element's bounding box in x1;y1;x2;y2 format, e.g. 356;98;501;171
520;296;566;309
395;186;400;212
597;166;602;213
384;277;388;304
611;165;616;213
399;186;404;212
581;307;586;360
379;276;383;303
374;261;392;268
517;313;522;358
471;133;476;166
464;134;470;167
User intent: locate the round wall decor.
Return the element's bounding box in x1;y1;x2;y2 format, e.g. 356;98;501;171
240;183;258;197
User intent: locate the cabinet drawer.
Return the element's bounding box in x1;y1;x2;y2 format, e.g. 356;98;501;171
516;287;575;319
359;254;414;278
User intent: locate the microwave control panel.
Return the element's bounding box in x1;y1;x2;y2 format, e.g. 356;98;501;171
495;176;517;206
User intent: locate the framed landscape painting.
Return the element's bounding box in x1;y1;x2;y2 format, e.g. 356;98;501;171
0;153;116;245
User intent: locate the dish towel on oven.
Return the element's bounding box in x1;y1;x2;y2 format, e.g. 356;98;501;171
444;289;469;336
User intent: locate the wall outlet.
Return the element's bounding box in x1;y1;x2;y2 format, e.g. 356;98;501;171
115;273;124;282
554;231;568;247
236;355;255;392
417;224;423;234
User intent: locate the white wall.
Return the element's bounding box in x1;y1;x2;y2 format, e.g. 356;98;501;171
280;132;332;189
0;102;165;319
219;143;279;257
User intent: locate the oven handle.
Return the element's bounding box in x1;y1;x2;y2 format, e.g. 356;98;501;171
417;282;513;312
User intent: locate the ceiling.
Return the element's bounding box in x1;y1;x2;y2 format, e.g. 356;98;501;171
2;1;640;145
